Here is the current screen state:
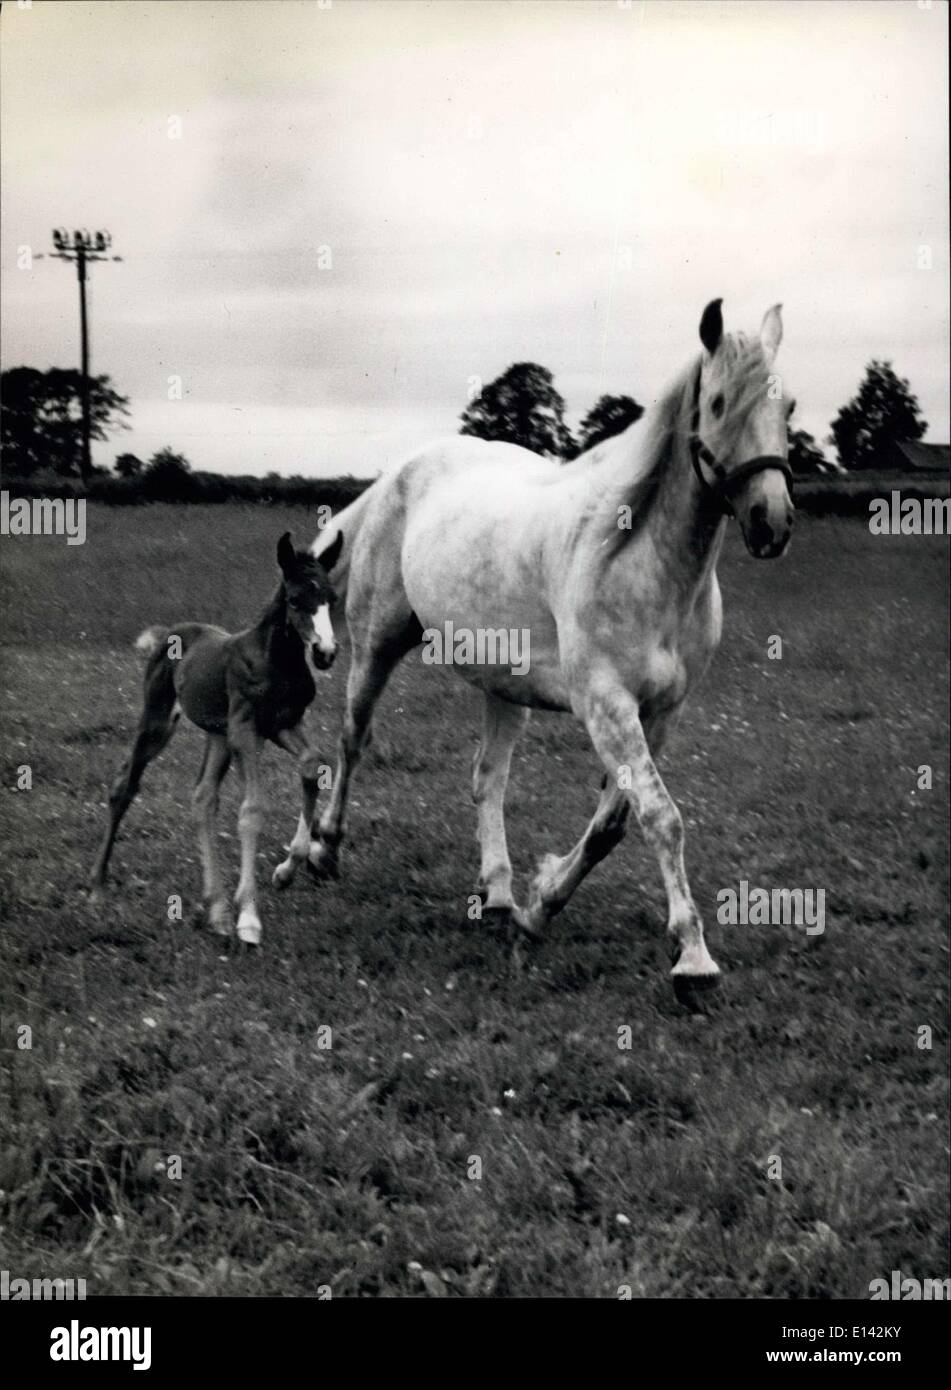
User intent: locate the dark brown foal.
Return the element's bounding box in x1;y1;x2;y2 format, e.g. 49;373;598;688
89;529;343;945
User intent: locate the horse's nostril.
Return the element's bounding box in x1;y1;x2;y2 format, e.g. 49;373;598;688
747;505;773;548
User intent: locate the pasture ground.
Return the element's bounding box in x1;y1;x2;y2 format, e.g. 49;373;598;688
0;503;948;1297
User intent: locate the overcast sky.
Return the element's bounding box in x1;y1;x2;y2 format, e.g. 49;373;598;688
2;0;948;477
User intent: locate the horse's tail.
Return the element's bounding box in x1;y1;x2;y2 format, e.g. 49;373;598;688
310;484;377;601
134;625;169;660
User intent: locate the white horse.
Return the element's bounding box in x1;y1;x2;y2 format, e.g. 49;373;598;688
302;299;794;1003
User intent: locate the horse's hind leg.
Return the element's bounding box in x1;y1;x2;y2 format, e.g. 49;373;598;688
89;662;180;891
472;692;529;928
192;734;232;936
523;775;630;934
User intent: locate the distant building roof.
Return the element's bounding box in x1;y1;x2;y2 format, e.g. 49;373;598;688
894;441;950;474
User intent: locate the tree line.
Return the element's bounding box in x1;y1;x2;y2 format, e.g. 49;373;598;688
0;356;930;498
459;359;928;475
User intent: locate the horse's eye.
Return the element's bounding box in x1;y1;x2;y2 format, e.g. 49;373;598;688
711;394;725;419
786;398;797;418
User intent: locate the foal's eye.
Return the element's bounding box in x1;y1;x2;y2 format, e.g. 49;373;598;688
711;394;725;419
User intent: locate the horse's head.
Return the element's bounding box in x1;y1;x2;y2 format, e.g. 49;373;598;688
277;529;343;669
692;299;794;559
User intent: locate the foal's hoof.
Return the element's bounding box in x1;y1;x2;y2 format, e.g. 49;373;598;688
306;846;339;882
205;903;233;938
272;860;296;890
236;911;262;947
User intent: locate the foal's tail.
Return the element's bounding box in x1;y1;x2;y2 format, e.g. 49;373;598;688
89;625;179;891
134;625;170;660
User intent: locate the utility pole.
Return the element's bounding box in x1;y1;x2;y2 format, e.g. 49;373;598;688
47;229;122;482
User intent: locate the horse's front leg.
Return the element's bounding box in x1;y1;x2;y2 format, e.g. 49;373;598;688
471;692;529;928
229;713;265;946
271;723;324;889
584;679;720;1002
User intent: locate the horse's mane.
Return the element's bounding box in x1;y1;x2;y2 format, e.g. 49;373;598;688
577;333;772;553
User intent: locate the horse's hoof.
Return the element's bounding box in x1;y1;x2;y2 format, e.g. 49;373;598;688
515;902;547;942
671;969;722;1011
480;904;514;934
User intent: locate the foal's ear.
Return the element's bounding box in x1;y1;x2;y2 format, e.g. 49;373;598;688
316;528;343;573
699;298;724;355
277;531;296;576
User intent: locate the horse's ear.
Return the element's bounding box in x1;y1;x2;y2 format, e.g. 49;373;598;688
277;531;295;575
699;298;724;355
760;303;783;360
317;528;343;573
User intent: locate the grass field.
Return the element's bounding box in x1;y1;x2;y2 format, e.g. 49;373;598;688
0;502;948;1298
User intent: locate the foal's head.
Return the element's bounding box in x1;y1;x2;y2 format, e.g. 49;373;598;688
276;529;343;669
693;298;795;559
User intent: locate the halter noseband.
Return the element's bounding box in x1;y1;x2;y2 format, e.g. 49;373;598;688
688;368;793;514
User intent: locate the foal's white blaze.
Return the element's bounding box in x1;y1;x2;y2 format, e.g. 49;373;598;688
311;604;336;658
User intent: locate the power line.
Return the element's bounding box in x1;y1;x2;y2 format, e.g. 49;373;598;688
41;228;122;482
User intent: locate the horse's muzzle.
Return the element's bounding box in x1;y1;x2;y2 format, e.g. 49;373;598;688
733;467;794;559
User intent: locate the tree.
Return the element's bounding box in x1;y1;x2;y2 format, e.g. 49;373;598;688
576;393;644;455
460;362;576;459
0;366;129;477
144;447;193;499
787;428;828;476
829;361;927;470
114;452;145;478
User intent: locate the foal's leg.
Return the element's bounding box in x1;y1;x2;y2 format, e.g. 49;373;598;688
192;733;232;935
89;668;179;892
271;723;324;889
583;681;720;999
523;776;631;934
472;692;529;925
229;719;266;946
309;641;405;879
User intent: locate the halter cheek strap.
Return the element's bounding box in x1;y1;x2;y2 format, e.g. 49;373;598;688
688;368;793;515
